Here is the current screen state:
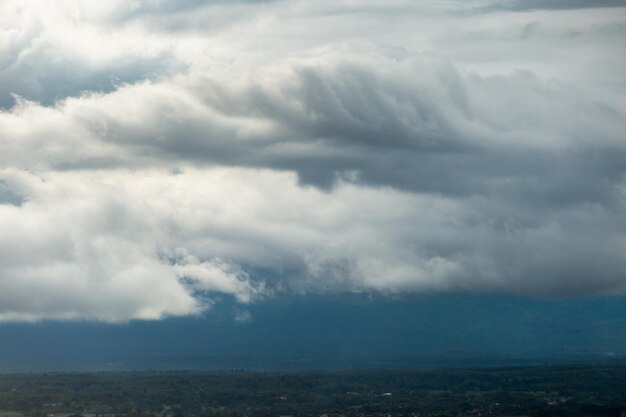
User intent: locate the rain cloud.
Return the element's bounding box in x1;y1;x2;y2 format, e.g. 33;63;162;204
0;0;625;321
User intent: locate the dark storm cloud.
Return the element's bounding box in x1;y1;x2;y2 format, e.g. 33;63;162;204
1;0;626;321
86;55;625;201
42;53;623;301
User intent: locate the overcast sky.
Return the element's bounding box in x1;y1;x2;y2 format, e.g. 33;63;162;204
1;0;625;322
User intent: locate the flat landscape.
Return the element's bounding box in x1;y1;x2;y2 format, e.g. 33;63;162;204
0;367;625;417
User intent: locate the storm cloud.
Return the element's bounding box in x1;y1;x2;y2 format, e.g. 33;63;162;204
1;0;625;321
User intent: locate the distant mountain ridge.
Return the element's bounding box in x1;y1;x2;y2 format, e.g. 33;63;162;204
0;293;625;372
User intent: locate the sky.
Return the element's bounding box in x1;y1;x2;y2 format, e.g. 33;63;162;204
1;0;626;323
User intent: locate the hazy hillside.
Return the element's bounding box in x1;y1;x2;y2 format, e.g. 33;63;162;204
0;294;624;372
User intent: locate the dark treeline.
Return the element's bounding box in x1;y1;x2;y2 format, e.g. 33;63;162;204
0;366;625;417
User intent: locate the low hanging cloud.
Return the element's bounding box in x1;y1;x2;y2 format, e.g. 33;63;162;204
0;0;625;321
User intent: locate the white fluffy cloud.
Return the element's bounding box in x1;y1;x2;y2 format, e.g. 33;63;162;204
0;0;625;321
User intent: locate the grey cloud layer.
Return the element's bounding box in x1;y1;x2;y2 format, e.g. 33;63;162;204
7;53;624;195
488;0;626;11
0;0;625;321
